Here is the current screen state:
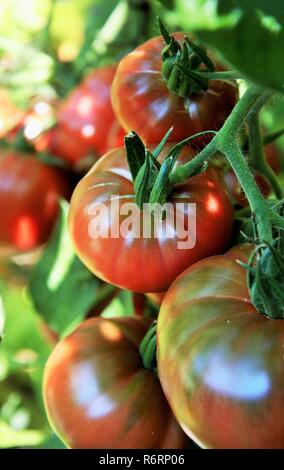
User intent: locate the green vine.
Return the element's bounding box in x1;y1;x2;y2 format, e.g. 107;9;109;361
247;102;284;199
169;85;284;243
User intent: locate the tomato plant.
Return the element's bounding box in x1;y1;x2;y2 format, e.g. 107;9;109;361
224;143;281;206
0;152;70;254
69;144;233;292
43;316;189;449
157;243;284;449
2;0;284;451
111;33;238;146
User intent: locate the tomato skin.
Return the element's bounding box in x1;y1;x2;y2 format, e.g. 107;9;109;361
157;243;284;449
224;143;281;206
69;145;233;293
0;152;70;254
112;33;238;146
43;316;189;449
44;67;125;164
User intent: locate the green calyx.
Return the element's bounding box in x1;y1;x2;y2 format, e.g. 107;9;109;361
245;240;284;320
242;202;284;320
139;321;157;371
125;129;211;210
158;17;215;98
125;129;174;209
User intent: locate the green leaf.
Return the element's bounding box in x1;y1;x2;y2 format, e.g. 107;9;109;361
0;37;54;107
0;420;44;448
29;201;102;337
0;286;5;341
173;0;284;92
0;298;5;340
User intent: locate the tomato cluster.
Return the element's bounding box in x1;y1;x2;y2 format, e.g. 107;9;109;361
2;26;283;450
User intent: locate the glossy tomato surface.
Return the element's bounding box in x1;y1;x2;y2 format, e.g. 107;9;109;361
69;144;233;292
157;243;284;449
111;33;238;146
43;316;189;449
46;67;125;164
0;152;69;254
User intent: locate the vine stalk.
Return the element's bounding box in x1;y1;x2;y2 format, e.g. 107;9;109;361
170;85;284;242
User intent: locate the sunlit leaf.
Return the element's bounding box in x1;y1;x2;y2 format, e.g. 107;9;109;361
29;201;103;336
173;0;284;92
0;420;44;448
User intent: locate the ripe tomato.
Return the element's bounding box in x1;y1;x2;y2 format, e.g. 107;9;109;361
42;67;125;165
157;243;284;449
0;152;70;254
69;145;233;292
43;316;189;449
224;143;281;206
111;33;238;146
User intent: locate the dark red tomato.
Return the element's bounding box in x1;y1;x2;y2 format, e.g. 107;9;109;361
111;33;238;146
43;67;125;165
69;144;233;293
157;243;284;449
0;152;70;254
224;143;281;206
43;316;189;449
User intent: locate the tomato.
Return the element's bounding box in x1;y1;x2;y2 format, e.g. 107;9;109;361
69;144;233;292
0;152;70;254
87;282;118;318
111;33;238;146
224;143;281;206
42;67;125;165
157;243;284;449
43;316;189;449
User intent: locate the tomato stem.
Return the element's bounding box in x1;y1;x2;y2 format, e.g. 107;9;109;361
247;105;284;199
170;85;284;243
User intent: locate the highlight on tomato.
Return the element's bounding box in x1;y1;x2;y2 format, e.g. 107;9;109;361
43;316;190;449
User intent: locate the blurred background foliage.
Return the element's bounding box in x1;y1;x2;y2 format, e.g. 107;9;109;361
0;0;283;449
